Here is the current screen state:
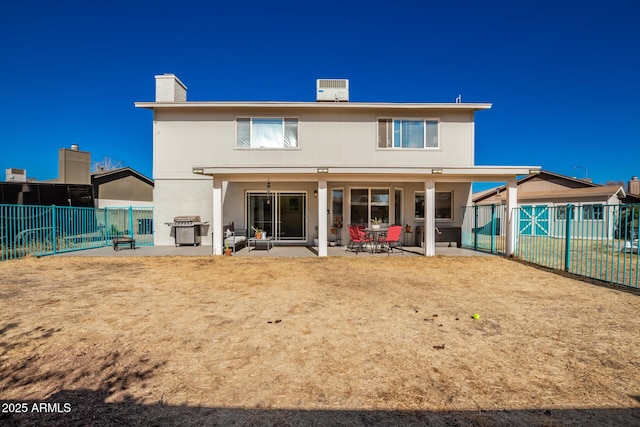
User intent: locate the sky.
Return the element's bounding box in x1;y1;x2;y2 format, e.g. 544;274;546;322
1;0;639;190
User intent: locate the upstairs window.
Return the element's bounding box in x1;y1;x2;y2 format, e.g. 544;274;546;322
378;119;439;149
237;118;298;148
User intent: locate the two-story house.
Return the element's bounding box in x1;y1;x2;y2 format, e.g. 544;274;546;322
135;74;538;256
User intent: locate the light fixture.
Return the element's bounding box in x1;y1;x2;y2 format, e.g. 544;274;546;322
192;168;204;174
266;180;271;205
314;190;318;198
317;168;329;173
432;168;443;174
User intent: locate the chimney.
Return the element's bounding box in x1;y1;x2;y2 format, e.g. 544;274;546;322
629;176;640;195
58;147;91;185
155;74;187;102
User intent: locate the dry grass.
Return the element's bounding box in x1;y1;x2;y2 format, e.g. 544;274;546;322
1;255;639;426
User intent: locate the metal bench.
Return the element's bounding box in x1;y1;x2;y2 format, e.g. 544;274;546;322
112;236;136;251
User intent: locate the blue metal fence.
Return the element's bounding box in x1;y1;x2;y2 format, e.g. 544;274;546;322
462;203;640;289
461;204;507;254
0;204;153;261
514;204;639;288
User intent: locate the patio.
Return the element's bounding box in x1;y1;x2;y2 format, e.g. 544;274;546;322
54;244;492;258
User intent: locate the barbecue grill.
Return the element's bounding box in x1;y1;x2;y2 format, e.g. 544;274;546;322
166;215;209;246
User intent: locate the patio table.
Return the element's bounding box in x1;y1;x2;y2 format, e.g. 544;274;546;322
248;236;274;252
364;227;388;253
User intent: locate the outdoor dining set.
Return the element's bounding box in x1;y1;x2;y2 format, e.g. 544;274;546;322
346;224;404;255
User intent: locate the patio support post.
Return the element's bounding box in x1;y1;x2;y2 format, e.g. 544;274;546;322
212;177;223;255
425;180;436;256
506;178;518;256
318;180;328;257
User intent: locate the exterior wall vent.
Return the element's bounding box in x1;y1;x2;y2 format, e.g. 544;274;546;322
6;168;27;182
316;79;349;102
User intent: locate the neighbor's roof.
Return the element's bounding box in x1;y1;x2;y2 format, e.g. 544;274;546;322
481;185;626;203
91;167;154;187
473;170;598;203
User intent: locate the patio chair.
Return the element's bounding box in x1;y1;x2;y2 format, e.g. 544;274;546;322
378;224;403;255
346;224;364;251
346;224;372;254
223;223;247;253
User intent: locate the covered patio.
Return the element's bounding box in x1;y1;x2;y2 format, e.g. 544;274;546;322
192;166;534;257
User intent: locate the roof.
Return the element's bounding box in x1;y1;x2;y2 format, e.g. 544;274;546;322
135;101;493;112
477;185;626;204
91;167;154;187
473;170;598;203
513;185;625;201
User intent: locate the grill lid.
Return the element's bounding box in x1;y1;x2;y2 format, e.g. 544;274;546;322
173;215;201;223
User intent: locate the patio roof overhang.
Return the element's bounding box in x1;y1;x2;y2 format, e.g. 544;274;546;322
192;166;540;182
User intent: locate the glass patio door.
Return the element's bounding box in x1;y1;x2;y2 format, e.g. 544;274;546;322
247;192;306;241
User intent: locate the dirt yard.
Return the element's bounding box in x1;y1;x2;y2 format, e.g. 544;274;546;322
1;255;639;426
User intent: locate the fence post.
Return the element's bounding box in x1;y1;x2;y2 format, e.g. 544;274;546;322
473;205;478;250
52;205;57;255
104;208;108;247
490;204;496;253
129;206;134;239
564;204;572;272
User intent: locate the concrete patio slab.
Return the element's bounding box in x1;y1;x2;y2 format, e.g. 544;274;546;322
54;244;494;258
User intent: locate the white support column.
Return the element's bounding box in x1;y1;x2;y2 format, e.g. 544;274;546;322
506;178;518;256
425;180;436;256
318;180;328;257
212;178;223;255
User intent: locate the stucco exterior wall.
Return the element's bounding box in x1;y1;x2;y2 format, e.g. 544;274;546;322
152;108;476;180
154;178;213;246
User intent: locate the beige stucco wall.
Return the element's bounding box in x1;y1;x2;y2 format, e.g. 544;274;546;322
150;104;482;246
154;178;213;246
153;108;476;179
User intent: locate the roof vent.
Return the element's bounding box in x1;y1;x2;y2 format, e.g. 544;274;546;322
6;168;27;182
316;79;349;102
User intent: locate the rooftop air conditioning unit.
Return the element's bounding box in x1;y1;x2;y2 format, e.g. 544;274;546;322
6;168;27;183
316;79;349;102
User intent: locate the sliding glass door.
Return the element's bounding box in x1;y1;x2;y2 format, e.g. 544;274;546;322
247;192;306;241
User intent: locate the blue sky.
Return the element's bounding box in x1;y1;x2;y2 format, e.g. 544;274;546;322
1;0;638;189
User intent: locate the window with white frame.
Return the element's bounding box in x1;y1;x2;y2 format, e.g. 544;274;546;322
350;188;390;225
556;205;575;220
414;191;453;220
582;204;604;220
237;118;298;148
378;119;439;149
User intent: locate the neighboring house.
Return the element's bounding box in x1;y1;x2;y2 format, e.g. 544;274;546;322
473;170;629;239
135;74;539;256
92;167;154;208
2;146;153;208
